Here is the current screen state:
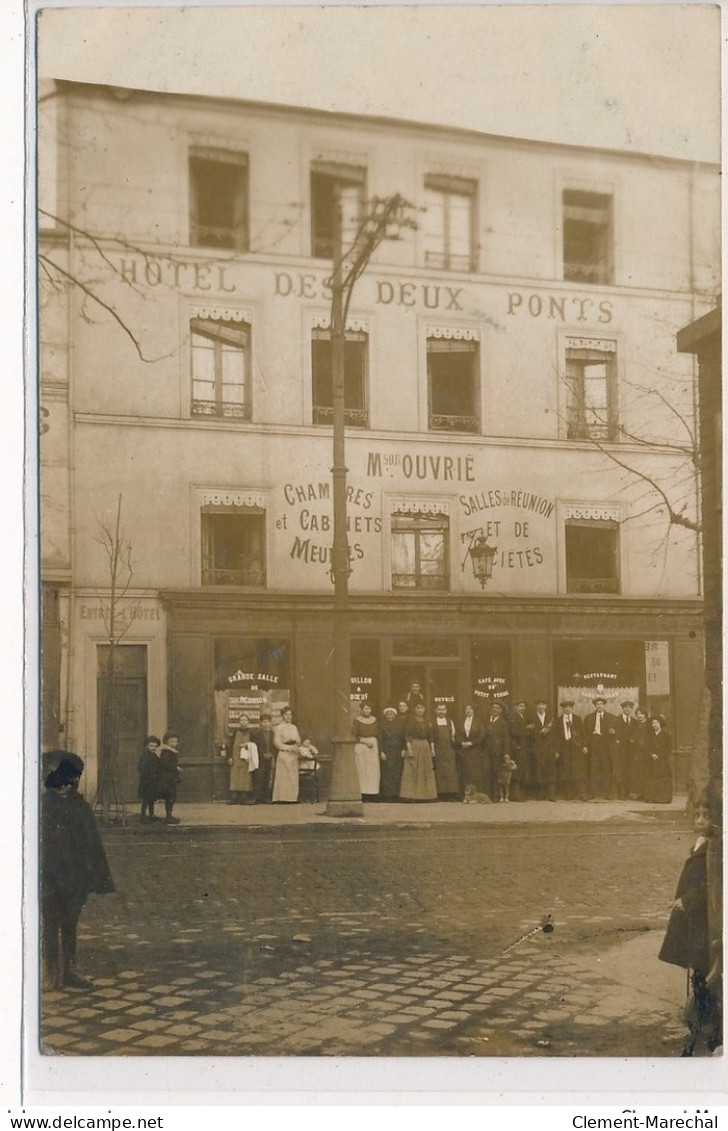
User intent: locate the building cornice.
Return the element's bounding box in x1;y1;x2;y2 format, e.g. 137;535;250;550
52;80;720;171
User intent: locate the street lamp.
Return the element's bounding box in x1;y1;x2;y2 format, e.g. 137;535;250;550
465;532;498;588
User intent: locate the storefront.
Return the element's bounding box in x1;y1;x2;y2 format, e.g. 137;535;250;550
162;590;702;799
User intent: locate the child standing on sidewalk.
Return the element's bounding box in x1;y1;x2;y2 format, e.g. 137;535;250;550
497;753;518;803
658;790;722;1055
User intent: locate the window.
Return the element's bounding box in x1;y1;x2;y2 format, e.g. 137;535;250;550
565;339;617;441
565;519;620;594
311;329;368;426
391;512;449;591
423;175;476;271
189;147;248;250
311;162;366;259
563;189;613;285
201;511;265;587
427;337;479;433
191;317;251;420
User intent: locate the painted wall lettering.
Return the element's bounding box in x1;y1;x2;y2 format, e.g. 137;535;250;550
507;291;613;324
119;257;236;293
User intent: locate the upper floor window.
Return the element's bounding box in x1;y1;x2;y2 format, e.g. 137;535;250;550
201;509;265;587
189;147;248;250
562;189;613;285
191;317;251;420
311;328;368;427
427;336;479;433
565;338;617;441
565;519;620;595
423;174;477;272
391;512;450;591
311;162;366;259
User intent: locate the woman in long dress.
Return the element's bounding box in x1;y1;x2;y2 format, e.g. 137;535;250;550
353;702;381;800
400;703;438;802
643;716;674;803
432;703;460;800
272;706;301;803
379;706;403;801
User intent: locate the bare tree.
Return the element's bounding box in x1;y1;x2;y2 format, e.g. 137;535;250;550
93;495;139;824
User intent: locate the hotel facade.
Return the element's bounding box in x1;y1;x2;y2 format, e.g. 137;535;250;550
38;81;720;800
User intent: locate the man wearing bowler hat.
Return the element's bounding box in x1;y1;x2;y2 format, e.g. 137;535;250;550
552;699;589;800
583;695;610;799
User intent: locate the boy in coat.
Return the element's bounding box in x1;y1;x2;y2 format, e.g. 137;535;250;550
41;752;115;989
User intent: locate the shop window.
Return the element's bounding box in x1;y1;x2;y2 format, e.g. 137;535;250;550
201;511;265;587
427;338;479;433
423;174;477;271
191;317;251;420
565;519;620;594
350;638;381;711
391;512;449;591
565;340;617;441
470;639;513;707
311;162;366;259
311;329;368;426
189;147;248;250
562;189;613;285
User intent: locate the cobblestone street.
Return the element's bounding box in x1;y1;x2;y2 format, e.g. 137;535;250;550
39;802;696;1058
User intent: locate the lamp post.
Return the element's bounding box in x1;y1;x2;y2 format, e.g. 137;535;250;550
324;189;414;817
326;191;363;817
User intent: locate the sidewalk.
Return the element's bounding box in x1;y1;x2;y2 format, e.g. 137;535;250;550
141;794;687;829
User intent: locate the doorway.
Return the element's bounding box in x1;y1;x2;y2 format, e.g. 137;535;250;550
389;663;461;717
97;644;148;803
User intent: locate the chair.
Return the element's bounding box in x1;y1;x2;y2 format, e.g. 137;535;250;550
298;757;320;803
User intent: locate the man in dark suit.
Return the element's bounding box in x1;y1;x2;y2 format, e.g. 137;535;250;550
508;700;530;800
611;698;636;800
583;695;611;799
252;710;276;803
483;700;511;801
551;699;589;800
526;698;554;801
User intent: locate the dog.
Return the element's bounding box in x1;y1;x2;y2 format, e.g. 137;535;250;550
463;785;491;804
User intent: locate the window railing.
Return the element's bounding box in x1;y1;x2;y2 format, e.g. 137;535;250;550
313;405;368;427
428;412;479;433
190;223;242;250
202;562;265;587
567;575;620;594
424;250;473;272
392;573;449;591
192;400;252;421
563;260;611;285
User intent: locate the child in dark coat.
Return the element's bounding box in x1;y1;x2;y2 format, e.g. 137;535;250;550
41;752;115;989
658;792;722;1054
137;734;162;822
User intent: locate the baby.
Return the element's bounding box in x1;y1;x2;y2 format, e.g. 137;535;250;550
298;738;319;770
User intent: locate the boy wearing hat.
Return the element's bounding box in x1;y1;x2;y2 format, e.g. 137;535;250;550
41;751;115;990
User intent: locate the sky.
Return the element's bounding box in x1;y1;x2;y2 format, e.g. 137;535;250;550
34;2;721;163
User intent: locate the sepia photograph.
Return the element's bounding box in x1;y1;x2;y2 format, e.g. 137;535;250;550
28;0;723;1096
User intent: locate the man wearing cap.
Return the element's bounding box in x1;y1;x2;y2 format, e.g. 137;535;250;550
611;699;636;800
583;696;610;799
252;711;276;803
41;752;115;990
552;700;589;801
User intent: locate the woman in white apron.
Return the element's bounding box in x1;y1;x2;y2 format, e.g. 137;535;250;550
272;706;302;803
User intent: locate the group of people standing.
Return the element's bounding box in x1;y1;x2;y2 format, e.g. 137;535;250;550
220;706;319;806
351;691;674;804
